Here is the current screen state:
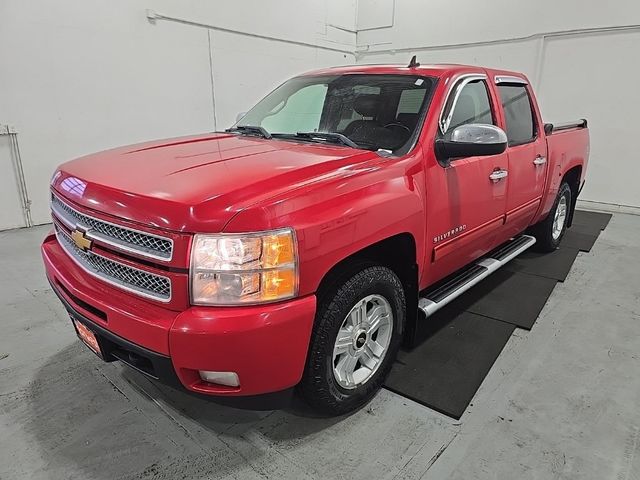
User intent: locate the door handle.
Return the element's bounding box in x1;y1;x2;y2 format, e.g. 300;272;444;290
533;155;547;166
489;169;508;182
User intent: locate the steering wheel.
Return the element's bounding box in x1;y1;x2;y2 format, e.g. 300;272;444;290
383;122;411;133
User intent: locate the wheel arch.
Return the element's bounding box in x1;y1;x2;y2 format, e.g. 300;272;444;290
562;165;582;227
314;232;419;345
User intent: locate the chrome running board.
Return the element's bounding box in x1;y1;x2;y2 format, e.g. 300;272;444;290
418;235;536;318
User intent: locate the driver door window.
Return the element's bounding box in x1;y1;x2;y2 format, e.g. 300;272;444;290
447;80;495;131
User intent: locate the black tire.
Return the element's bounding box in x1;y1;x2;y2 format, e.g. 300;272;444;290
299;265;405;415
530;182;572;252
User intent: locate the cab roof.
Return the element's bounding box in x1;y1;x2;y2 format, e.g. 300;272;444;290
302;63;528;82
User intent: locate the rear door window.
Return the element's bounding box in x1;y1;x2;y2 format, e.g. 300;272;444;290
498;85;536;145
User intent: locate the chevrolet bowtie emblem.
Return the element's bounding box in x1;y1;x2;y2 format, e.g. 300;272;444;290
71;229;93;252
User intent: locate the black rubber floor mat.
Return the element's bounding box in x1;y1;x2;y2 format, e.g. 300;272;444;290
562;228;599;252
504;246;580;281
459;269;558;329
385;309;515;419
573;210;612;230
387;212;610;419
567;222;602;237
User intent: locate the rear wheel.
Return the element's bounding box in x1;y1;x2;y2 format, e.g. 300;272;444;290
530;181;572;252
299;265;405;415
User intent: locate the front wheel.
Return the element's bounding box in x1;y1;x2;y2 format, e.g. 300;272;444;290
530;181;572;252
299;265;405;415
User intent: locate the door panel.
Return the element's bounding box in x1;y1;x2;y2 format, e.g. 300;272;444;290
497;83;546;238
504;140;546;236
425;154;508;285
425;74;509;286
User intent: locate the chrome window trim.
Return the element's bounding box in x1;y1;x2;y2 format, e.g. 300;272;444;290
50;192;174;262
494;75;528;85
54;223;172;303
438;73;488;134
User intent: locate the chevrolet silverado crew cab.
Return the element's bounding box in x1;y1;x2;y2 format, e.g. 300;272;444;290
42;61;589;414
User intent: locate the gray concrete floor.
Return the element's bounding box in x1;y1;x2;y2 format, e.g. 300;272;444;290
1;214;639;480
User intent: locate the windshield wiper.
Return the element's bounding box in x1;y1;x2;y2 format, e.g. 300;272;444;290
225;125;272;139
295;132;361;149
271;131;361;149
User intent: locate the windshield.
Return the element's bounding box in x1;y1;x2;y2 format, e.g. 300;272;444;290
234;74;435;153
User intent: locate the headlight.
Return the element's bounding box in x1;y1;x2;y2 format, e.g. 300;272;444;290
190;228;298;305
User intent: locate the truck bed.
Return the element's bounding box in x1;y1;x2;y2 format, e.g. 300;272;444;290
537;119;589;223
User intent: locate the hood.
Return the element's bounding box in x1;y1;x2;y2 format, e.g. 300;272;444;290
52;133;378;232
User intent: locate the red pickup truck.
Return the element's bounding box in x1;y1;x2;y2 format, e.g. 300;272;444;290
42;62;588;414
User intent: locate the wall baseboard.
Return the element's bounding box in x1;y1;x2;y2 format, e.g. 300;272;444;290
577;199;640;216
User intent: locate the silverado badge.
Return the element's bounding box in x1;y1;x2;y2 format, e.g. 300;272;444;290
71;229;93;252
433;224;467;244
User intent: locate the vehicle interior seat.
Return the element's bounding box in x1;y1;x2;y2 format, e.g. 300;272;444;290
343;94;381;136
343;94;413;150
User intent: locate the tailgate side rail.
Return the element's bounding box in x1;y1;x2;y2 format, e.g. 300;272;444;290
544;119;588;135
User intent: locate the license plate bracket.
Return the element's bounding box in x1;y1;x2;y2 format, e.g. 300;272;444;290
72;318;103;358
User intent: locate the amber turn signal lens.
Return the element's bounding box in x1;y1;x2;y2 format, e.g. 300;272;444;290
261;268;297;301
262;233;295;267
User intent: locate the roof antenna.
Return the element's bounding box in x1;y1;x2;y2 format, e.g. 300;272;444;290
408;55;420;68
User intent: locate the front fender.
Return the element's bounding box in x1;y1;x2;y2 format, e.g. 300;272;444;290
223;157;426;297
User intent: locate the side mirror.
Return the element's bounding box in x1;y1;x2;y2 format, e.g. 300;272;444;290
435;124;508;167
235;112;247;123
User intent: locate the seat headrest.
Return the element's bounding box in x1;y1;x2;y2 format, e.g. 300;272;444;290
354;94;380;117
397;113;419;129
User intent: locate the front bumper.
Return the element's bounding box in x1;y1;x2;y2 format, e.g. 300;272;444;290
42;231;316;404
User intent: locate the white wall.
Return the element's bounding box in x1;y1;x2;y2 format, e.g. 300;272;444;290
0;134;26;230
356;0;640;209
0;0;356;230
4;0;638;231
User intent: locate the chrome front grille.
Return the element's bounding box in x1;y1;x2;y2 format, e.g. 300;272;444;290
51;193;173;261
54;224;171;302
